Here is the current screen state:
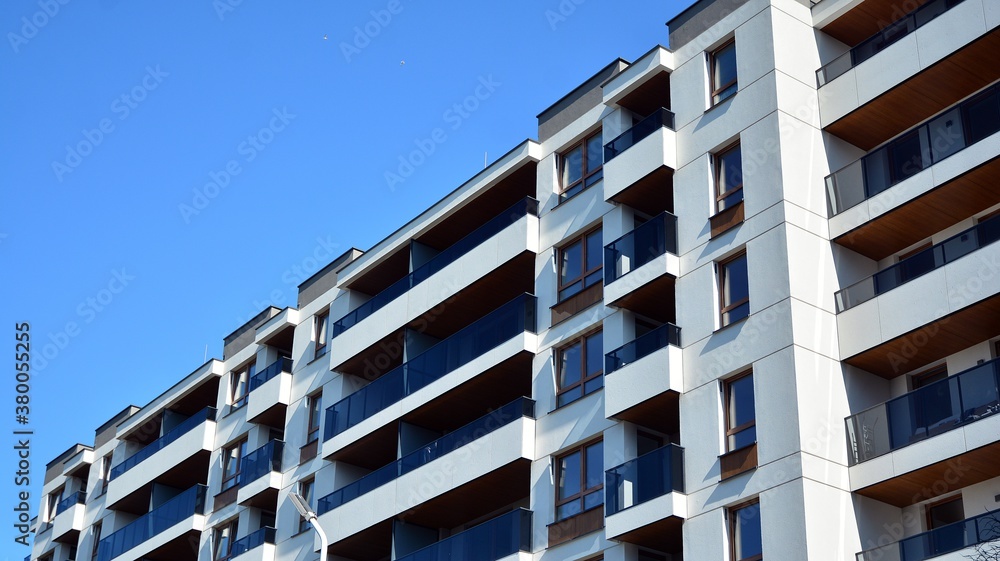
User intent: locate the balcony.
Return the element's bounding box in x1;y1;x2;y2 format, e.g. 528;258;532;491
237;440;283;508
231;527;275;560
603;212;678;318
395;509;533;561
110;407;216;480
817;0;968;87
819;0;1000;151
605;445;685;552
604;324;682;425
96;484;207;561
826;81;1000;221
106;408;216;509
324;294;537;443
838;217;1000;377
603;111;676;204
846;359;1000;506
330;197;538;342
317;412;533;545
604;108;675;161
837;214;1000;312
51;490;86;543
857;510;1000;561
847;357;1000;465
319;397;533;514
246;357;292;426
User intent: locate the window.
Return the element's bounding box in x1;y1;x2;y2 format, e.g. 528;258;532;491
912;365;947;389
213;519;239;561
297;479;315;533
728;499;762;561
556;330;603;407
555;440;603;520
719;251;750;327
306;392;322;444
99;454;112;495
230;360;255;409
724;371;756;452
560;131;603;201
710;39;738;105
45;487;62;522
314;311;329;358
557;228;603;302
926;495;964;530
91;522;102;560
715;142;743;212
220;439;248;491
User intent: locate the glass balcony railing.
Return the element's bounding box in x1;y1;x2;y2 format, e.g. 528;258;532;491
816;0;966;86
846;357;1000;465
605;212;678;284
606;444;684;516
318;397;534;514
606;323;681;374
325;294;537;440
826;82;1000;215
237;440;283;486
55;490;85;515
96;484;207;561
248;356;291;393
835;212;1000;312
231;527;276;558
395;509;533;561
604;108;676;161
857;510;1000;561
331;198;539;339
109;407;217;480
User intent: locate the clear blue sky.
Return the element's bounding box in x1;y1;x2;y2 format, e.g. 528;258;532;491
1;0;683;546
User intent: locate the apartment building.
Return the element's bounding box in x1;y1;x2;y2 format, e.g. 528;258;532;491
29;0;1000;558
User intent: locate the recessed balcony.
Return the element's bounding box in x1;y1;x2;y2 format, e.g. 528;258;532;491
106;407;216;509
846;358;1000;506
51;490;85;543
236;440;282;508
856;510;1000;561
96;484;207;561
604;212;678;319
317;411;534;545
819;0;1000;151
329;198;538;360
246;357;292;426
605;444;685;553
603;109;676;204
604;323;682;424
828;83;1000;259
324;294;536;449
837;216;1000;377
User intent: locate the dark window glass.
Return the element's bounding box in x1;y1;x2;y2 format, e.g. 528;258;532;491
716;143;744;211
557;331;604;407
725;371;756;451
560;132;603;200
720;252;750;326
558;228;603;302
711;41;738;105
555;440;604;520
731;500;763;561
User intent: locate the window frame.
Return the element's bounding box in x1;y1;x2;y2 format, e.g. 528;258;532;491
99;454;112;496
297;478;315;534
710;39;738;106
559;131;604;202
230;360;255;409
314;311;329;359
555;328;604;408
714;141;744;213
728;498;763;561
91;521;102;561
554;438;604;521
46;487;63;523
220;438;248;492
718;250;750;327
924;494;964;530
213;518;239;561
556;227;604;303
723;370;756;453
305;392;322;444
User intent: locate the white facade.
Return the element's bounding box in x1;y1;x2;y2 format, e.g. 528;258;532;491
31;0;1000;559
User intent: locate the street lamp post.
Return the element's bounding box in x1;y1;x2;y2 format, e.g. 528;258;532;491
289;492;328;561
